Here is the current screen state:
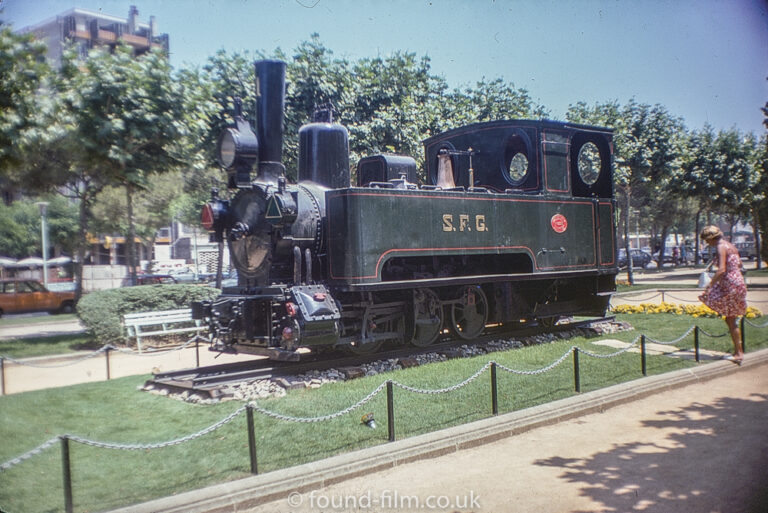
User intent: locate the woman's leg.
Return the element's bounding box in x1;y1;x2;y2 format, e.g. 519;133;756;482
725;316;743;359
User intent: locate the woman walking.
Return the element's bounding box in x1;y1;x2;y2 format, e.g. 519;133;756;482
698;225;747;364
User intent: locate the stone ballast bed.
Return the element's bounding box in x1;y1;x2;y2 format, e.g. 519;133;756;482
143;320;632;404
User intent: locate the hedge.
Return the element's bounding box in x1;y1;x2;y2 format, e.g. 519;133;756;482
76;284;221;345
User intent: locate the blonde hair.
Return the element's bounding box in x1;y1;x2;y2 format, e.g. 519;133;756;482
700;225;723;242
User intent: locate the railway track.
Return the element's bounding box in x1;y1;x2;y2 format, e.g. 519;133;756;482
145;316;616;399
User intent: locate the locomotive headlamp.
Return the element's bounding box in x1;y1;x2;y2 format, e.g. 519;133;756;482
217;129;238;169
218;98;260;187
217;124;259;170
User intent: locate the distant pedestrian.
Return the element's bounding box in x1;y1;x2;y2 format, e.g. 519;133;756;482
698;225;747;364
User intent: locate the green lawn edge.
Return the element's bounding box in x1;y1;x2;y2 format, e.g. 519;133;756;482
1;313;767;512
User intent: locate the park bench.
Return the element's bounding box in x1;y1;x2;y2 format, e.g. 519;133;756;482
123;308;206;353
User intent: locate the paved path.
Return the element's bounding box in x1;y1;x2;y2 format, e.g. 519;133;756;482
252;360;768;513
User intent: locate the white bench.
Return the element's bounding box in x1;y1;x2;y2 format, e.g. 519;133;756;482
123;308;206;353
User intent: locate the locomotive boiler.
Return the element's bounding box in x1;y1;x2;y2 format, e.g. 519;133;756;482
193;59;618;360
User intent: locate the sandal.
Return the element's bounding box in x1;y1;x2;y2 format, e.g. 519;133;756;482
722;354;743;366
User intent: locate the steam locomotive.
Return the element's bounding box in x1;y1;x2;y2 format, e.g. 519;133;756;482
193;59;618;360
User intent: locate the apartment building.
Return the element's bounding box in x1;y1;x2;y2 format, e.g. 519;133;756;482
18;5;169;67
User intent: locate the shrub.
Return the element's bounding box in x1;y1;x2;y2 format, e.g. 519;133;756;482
77;285;220;345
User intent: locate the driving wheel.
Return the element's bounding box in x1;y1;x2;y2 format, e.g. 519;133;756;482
450;285;488;340
410;288;444;347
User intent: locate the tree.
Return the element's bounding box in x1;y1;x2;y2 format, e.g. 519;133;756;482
0;195;78;258
60;45;189;285
0;23;51;182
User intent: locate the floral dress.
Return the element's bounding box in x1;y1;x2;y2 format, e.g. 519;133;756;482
698;252;747;317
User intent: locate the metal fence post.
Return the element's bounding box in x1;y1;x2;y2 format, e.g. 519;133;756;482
195;338;201;368
573;348;581;393
740;317;746;353
60;435;73;513
490;362;498;415
246;404;258;474
0;357;5;396
105;347;111;380
387;381;395;442
641;335;647;376
694;326;700;363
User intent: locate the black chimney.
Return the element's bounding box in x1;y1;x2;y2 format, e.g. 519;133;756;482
254;60;286;183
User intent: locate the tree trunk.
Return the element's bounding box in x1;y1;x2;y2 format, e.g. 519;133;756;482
694;210;702;265
74;187;89;302
126;185;138;286
657;225;670;270
751;206;762;269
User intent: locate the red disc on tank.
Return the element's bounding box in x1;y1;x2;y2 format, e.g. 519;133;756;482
550;214;568;233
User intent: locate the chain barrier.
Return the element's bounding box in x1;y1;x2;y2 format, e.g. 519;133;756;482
495;348;575;376
392;362;492;394
0;437;60;472
248;381;389;423
110;335;203;357
0;346;111;368
661;292;700;303
644;325;697;345
745;317;768;328
697;328;729;338
577;337;642;358
68;405;247;451
2;317;767;473
611;292;663;302
1;333;205;368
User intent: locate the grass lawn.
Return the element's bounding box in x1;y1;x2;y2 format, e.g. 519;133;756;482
0;334;100;359
1;313;766;512
0;314;101;359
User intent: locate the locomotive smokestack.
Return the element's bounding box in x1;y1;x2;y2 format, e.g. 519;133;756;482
254;59;286;184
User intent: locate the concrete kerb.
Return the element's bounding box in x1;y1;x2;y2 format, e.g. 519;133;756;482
108;347;768;513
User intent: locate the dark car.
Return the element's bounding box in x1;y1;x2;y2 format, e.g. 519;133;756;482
0;279;77;317
735;242;757;260
617;249;652;269
136;274;177;285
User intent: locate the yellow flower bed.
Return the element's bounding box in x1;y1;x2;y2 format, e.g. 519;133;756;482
611;302;762;319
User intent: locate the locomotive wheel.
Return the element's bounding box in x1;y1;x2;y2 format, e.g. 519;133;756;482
348;317;404;355
410;288;444;347
450;285;488;340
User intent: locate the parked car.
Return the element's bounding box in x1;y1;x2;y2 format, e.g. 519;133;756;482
617;249;652;269
220;270;238;288
168;269;216;284
735;242;757;260
136;274;177;285
0;279;77;317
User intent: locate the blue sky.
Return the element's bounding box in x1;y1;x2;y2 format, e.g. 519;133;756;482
3;0;767;135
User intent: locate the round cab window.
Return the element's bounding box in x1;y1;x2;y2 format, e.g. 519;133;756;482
577;142;601;185
508;152;528;182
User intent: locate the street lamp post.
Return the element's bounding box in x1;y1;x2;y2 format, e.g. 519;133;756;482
36;202;50;288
